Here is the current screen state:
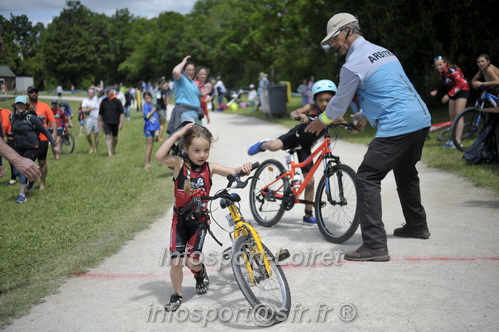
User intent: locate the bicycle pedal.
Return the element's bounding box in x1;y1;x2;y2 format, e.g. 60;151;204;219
276;249;290;262
222;247;231;261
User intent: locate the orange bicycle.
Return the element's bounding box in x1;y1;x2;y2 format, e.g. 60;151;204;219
248;121;360;243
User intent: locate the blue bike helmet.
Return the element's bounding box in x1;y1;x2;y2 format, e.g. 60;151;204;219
311;79;337;99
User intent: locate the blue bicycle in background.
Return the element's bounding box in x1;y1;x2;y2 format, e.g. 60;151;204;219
451;90;499;151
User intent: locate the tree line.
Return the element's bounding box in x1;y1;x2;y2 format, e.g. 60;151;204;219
0;0;496;107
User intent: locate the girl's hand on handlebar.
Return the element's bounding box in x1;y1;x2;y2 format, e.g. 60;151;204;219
240;162;254;176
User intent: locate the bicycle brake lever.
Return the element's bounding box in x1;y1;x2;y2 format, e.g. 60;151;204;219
235;175;258;189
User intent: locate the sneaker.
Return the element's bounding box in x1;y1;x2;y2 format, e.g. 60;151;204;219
393;224;430;239
443;140;455;148
247;139;269;156
194;266;209;295
164;293;183;312
4;180;16;186
303;215;317;225
344;245;390;262
16;194;27;203
26;181;35;192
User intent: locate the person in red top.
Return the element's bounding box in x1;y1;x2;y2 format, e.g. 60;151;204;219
27;85;57;190
430;56;470;148
0;107;13;178
50;100;67;160
156;122;253;312
194;67;213;124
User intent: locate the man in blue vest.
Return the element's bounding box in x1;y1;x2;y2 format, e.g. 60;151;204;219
306;13;432;261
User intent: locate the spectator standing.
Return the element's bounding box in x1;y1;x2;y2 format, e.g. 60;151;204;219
297;79;309;106
0;106;13;180
124;88;132;121
307;75;315;104
195;67;212;124
82;88;100;154
115;84;126;108
167;55;208;134
56;85;63;100
77;103;85;137
10;96;58;202
0;33;42;183
156;81;169;141
143;92;160;168
27;85;57;191
248;84;257;112
214;76;227;107
99;88;125;157
257;72;269;111
50;100;67;161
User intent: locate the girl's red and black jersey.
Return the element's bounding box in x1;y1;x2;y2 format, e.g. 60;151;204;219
174;161;212;211
437;65;470;97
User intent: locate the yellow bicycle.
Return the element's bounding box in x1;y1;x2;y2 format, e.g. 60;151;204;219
180;162;291;323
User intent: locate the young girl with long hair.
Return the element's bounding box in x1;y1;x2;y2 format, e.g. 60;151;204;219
156;123;253;311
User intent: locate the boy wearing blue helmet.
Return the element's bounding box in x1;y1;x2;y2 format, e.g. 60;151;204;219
247;79;346;224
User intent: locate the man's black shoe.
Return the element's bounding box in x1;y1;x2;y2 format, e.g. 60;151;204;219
394;224;430;239
344;245;390;262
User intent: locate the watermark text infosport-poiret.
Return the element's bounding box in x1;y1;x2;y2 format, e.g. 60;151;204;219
159;247;344;269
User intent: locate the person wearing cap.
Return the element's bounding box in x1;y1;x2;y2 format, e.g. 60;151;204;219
306;13;432;261
0;33;41;183
248;79;346;225
98;88;125;157
27;85;57;190
10;96;58;202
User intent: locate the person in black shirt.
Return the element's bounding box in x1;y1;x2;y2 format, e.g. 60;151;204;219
99;88;124;157
10;96;58;202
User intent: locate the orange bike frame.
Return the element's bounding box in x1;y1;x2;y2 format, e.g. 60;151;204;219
261;135;333;203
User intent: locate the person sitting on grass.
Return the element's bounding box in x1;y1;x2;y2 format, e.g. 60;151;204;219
247;79;347;225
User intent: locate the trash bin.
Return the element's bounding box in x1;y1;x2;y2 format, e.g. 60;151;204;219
264;84;287;117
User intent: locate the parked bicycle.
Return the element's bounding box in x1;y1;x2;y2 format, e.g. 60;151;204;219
451;90;499;151
181;162;292;323
249;120;360;243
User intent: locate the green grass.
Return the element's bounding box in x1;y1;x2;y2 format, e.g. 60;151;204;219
0;96;174;327
226;94;499;194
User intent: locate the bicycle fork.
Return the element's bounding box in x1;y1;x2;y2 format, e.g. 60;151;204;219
324;164;348;206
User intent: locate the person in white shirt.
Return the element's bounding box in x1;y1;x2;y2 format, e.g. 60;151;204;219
82;88;100;153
